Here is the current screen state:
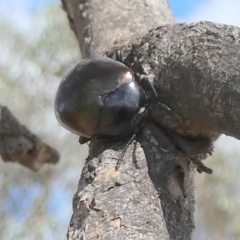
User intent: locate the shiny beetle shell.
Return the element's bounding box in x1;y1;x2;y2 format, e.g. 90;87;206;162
55;57;146;139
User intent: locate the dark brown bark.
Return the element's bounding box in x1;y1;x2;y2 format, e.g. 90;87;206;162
129;22;240;140
0;106;59;171
62;0;240;239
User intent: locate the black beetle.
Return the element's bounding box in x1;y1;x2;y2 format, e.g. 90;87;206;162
55;54;170;157
55;57;147;141
54;53;213;174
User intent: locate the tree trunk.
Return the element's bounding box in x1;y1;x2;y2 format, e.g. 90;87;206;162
62;0;240;239
62;0;175;57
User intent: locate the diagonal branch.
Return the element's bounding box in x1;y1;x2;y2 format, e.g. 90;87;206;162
0;105;59;171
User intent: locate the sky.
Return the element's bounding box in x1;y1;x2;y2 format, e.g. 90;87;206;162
171;0;240;26
0;0;240;30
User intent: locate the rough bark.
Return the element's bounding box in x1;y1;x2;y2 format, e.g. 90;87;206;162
62;0;240;239
62;0;175;57
67;124;195;240
127;22;240;140
0;106;59;170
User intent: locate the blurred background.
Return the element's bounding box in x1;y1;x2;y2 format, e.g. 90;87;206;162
0;0;240;239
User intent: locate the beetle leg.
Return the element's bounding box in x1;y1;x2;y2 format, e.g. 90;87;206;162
115;135;136;170
115;50;123;63
115;106;149;170
140;76;171;112
79;136;91;144
106;49;124;63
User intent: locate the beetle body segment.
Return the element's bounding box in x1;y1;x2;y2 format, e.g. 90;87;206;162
55;57;146;139
100;81;145;137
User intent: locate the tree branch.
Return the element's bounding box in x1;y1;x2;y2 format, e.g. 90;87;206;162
0;105;59;171
62;0;175;57
127;21;240;140
62;0;240;239
67;124;195;239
